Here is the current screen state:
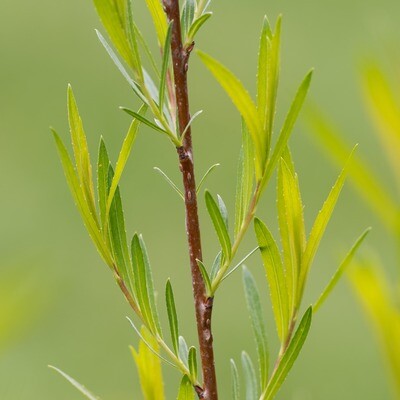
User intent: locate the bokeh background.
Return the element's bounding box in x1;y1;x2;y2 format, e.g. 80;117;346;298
1;0;400;398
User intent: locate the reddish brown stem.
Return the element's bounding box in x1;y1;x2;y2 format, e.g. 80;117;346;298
162;1;218;399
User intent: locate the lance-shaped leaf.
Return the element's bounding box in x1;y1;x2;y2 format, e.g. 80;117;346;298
96;30;147;104
261;70;313;189
67;86;98;224
254;218;289;343
298;147;356;301
159;22;173;113
241;351;259;400
177;375;194;400
49;366;100;400
105;104;147;226
188;346;198;382
107;165;132;289
243;267;269;389
131;234;160;335
131;326;165;400
217;195;229;229
205;190;232;261
53;130;113;267
235;121;254;238
230;359;240;400
186;13;212;45
314;227;371;312
179;336;189;367
277;158;306;311
97;138;110;230
196;260;212;295
144;0;168;46
197;50;264;177
166;279;179;355
93;0;138;71
263;307;312;400
307;110;399;234
181;0;195;37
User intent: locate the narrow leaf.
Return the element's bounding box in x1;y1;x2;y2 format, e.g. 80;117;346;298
188;346;198;381
241;351;259;400
154;167;184;199
52;130;113;267
186;13;213;44
159;22;173;113
177;375;194;400
144;0;168;46
262;70;313;189
314;227;371;312
166;279;179;355
254;218;289;342
181;0;195;37
106;104;147;224
230;359;240;400
97;138;110;230
121;107;170;135
210;251;222;281
217;195;229;229
196;259;212;295
49;366;100;400
243;267;269;389
197;50;264;176
299;147;356;301
196;163;220;194
205;190;232;261
235;121;254;238
131;326;165;400
263;307;312;400
179;336;189;367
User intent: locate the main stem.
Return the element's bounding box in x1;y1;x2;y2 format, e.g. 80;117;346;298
162;1;218;399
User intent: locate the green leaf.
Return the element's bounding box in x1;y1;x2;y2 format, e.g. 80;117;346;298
144;0;168;46
196;259;212;296
154;167;184;199
205;190;232;261
181;0;195;37
159;22;173;113
52;130;113;267
314;227;371;312
263;307;313;400
96;30;147;104
93;0;135;69
166;279;179;355
186;13;213;44
223;247;259;282
261;70;313;189
210;251;222;281
126;0;143;81
307;110;400;234
188;346;198;381
235;121;254;238
298;147;356;301
105;104;147;226
230;359;240;400
49;366;100;400
67;86;98;224
277;158;306;313
179;336;189;367
197;50;264;177
177;375;194;400
254;218;289;343
97;138;110;231
242;267;269;389
196;163;220;194
217;195;229;229
107;165;131;285
131;326;165;400
131;234;159;334
241;351;259;400
121;107;170;135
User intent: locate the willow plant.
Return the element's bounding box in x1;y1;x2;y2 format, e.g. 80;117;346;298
51;1;367;399
309;63;400;398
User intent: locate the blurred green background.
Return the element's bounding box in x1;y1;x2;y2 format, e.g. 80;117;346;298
1;0;400;398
